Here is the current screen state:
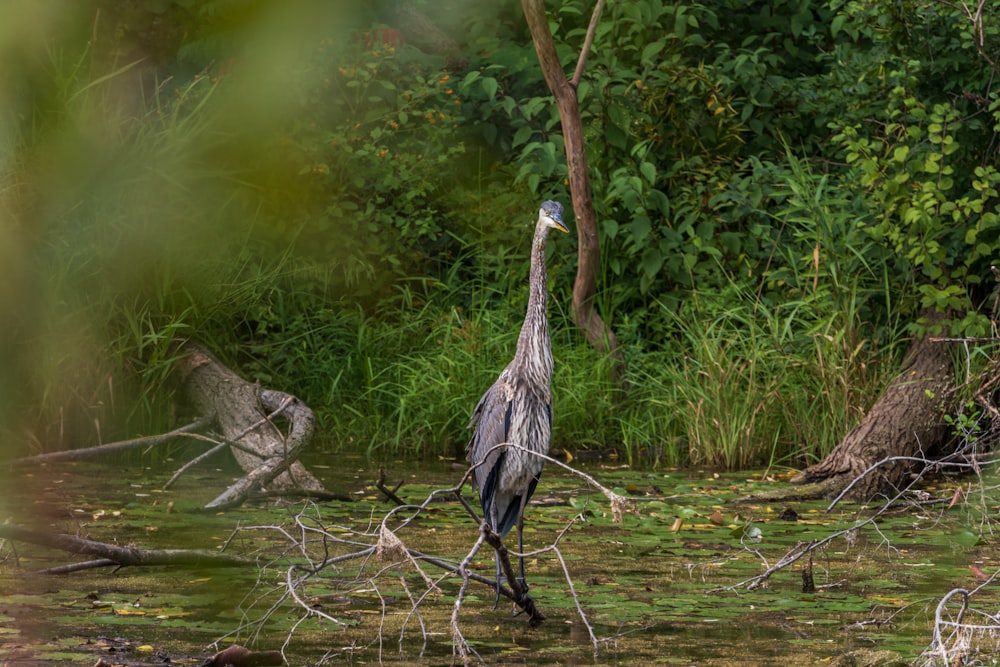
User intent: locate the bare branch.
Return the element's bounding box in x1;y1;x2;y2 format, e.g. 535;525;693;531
8;416;213;467
571;0;606;89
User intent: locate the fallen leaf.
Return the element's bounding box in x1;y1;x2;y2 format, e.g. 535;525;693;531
947;486;964;510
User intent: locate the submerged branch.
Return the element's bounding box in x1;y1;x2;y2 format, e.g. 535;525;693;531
721;449;993;592
0;525;253;570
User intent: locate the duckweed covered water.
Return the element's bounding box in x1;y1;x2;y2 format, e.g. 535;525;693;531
2;453;998;665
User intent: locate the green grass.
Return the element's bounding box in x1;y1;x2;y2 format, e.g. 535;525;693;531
4;19;909;470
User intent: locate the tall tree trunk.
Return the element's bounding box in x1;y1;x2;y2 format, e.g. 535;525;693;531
791;309;955;499
521;0;627;392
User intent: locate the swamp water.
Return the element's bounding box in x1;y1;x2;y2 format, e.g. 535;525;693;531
1;453;998;666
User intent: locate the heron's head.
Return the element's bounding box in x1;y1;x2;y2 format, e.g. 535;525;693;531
539;200;569;234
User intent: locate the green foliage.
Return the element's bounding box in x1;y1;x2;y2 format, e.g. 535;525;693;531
9;0;1000;471
283;40;474;300
826;1;1000;335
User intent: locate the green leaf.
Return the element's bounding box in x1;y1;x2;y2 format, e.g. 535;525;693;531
640;162;657;185
831;14;847;37
673;7;688;39
481;77;498;101
512;125;533;148
649;189;670;217
629;215;652;244
641;247;664;278
606;123;627;151
603;218;619;238
641;40;666;66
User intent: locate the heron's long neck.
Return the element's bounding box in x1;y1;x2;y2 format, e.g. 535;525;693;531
514;222;553;387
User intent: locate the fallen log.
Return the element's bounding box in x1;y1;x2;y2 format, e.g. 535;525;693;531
175;341;328;507
0;524;253;571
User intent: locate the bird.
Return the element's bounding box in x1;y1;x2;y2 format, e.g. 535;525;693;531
466;199;568;606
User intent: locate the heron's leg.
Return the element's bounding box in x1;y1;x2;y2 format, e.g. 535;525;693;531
489;507;503;609
515;495;528;589
492;551;502;609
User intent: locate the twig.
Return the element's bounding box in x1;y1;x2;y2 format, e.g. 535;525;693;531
718;455;950;592
33;559;118;575
162;432;229;489
215;455;627;661
375;465;406;505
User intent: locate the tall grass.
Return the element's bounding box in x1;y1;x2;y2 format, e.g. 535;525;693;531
5;14;906;471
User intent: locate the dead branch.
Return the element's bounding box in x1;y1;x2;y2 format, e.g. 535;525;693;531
9;341;331;510
720;448;990;592
375;465;406;505
7;416;213;467
213;455;626;662
916;567;1000;666
202;644;283;667
0;524;253;571
481;523;546;626
162;432;230;489
34;559;118;575
204;431;309;510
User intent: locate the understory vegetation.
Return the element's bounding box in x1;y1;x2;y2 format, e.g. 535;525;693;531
3;0;999;469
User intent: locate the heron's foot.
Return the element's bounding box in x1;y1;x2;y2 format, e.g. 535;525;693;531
492;575;531;612
510;577;532;616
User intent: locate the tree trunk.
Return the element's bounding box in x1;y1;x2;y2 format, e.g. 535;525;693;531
790;310;954;499
521;0;628;392
176;341;326;502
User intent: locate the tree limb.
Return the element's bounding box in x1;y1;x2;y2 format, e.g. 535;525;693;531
0;525;253;570
521;0;628;392
7;417;214;467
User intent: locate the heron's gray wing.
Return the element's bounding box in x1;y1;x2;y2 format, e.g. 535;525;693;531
467;376;513;462
467;376;516;503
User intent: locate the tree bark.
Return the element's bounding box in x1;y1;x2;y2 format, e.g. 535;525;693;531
790;310;954;500
176;341;327;505
521;0;628;392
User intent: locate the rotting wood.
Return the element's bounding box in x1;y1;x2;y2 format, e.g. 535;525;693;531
175;341;327;507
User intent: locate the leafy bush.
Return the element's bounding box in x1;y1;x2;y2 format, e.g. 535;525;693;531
12;0;1000;472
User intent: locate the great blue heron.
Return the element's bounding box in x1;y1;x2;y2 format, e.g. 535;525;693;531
467;199;568;605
